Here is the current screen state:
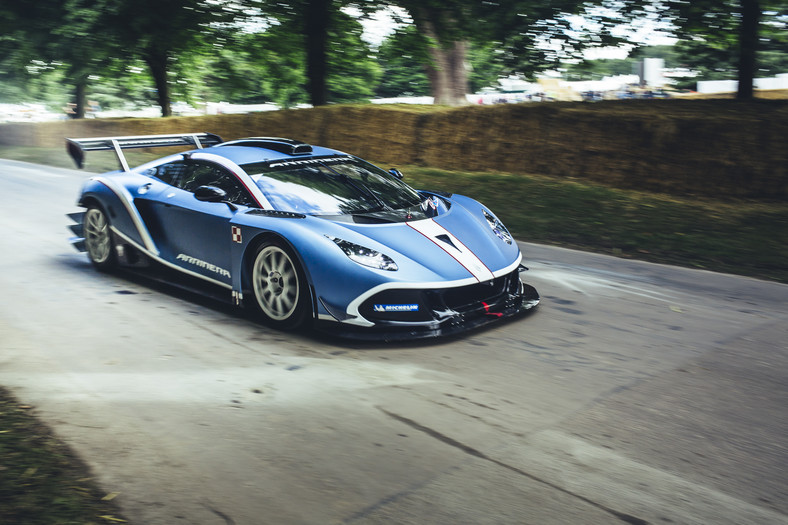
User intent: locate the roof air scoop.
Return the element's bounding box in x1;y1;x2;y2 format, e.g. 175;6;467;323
219;137;313;156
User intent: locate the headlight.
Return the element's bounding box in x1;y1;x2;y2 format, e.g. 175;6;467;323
328;237;398;271
483;209;513;245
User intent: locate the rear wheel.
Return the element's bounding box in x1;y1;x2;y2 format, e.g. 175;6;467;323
250;241;309;329
84;206;116;270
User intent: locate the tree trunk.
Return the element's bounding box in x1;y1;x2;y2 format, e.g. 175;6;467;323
737;0;760;100
421;20;469;106
305;0;330;106
145;49;172;117
74;79;87;119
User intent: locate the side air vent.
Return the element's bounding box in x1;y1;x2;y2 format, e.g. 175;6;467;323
220;137;313;155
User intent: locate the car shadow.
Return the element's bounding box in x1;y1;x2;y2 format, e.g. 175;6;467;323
57;254;537;350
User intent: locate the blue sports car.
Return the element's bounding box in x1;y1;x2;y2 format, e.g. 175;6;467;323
66;133;538;339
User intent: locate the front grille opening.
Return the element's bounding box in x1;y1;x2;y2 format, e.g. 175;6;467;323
442;274;510;311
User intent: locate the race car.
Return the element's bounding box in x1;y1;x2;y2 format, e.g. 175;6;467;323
66;133;539;339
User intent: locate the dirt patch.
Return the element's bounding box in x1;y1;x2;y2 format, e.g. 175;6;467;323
0;386;127;524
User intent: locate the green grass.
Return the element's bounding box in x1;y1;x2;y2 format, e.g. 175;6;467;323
0;387;127;524
403;167;788;283
3;144;787;283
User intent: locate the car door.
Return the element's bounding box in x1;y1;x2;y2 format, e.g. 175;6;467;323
140;159;254;285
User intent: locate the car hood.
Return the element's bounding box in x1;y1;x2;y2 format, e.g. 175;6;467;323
321;199;520;283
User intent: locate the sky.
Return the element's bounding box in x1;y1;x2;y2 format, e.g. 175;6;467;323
353;6;409;46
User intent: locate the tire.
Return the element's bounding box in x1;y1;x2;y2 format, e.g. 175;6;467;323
250;241;310;329
84;205;117;271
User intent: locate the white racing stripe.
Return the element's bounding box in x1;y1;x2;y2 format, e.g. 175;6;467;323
407;218;494;282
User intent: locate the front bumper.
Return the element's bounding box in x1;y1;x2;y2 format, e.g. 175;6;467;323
316;268;539;341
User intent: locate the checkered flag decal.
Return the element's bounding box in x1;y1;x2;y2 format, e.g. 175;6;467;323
231;226;242;243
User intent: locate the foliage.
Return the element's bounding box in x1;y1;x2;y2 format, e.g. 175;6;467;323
2;0;788;111
487;0;658;75
468;43;508;93
377;1;672;103
376;26;431;98
235;23;311;108
375;24;507;98
96;0;250;115
664;0;788;97
0;59;67;107
669;2;788;79
254;24;312;108
206;9;380;106
0;0;119;115
326;10;382;102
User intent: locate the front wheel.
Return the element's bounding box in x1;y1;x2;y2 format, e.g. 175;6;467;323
250;241;310;329
84;205;116;271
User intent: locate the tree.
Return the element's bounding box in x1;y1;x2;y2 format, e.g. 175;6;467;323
0;0;121;117
97;0;250;116
375;25;504;99
375;25;431;98
262;0;385;106
247;23;311;108
665;0;788;99
306;0;331;106
382;1;478;105
382;1;654;105
326;10;382;102
53;0;124;118
239;1;381;106
468;43;509;93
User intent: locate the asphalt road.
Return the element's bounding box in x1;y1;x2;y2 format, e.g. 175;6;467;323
1;158;787;525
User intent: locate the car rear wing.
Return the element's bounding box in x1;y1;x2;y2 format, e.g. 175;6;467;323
66;132;223;171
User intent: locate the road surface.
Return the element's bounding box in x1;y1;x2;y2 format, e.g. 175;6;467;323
1;159;786;524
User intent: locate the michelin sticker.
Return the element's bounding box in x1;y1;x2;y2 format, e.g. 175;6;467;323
374;304;419;312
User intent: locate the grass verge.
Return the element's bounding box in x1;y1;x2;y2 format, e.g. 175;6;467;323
404;167;788;284
0;387;127;524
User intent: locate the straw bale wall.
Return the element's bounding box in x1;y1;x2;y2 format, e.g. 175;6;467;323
1;100;786;199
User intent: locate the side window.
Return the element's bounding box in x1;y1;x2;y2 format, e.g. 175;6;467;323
179;162;257;207
149;161;189;186
179;163;220;192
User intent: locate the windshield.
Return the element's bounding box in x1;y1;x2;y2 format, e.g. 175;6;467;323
242;156;423;215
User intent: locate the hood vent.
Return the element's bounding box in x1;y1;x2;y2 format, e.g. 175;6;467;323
436;234;461;252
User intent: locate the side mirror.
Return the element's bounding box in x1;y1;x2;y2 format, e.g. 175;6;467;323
194;185;227;203
388;168;403;180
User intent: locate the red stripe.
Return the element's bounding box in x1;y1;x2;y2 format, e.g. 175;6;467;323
407;219;482;282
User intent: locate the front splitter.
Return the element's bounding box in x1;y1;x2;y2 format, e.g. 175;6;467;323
314;284;540;342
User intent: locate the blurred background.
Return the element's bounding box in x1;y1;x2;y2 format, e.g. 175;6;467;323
0;0;786;121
